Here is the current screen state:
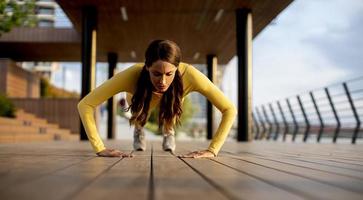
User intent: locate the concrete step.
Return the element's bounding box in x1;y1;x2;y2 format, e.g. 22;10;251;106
28;121;59;129
16;116;48;125
0;133;54;143
0;117;25;126
15;110;48;124
0;129;77;142
0;125;73;136
0;110;76;142
0;125;42;134
0;117;59;129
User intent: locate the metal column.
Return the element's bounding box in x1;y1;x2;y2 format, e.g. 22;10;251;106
80;6;97;140
206;54;217;140
107;53;117;139
236;8;253;142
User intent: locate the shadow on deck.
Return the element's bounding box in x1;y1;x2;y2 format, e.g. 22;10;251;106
0;140;362;200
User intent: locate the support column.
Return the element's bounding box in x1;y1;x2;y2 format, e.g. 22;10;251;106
206;54;217;140
236;8;253;142
80;6;97;140
107;53;117;139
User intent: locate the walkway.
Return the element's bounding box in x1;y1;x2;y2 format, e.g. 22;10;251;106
0;140;362;200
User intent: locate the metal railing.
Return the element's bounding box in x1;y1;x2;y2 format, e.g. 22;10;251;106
253;76;363;143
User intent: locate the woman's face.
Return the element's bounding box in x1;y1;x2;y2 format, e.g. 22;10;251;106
147;60;177;93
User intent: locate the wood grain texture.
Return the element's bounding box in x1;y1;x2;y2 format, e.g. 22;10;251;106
0;140;362;200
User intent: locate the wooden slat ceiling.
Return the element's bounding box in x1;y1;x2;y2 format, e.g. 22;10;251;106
0;28;81;61
56;0;292;64
0;0;292;63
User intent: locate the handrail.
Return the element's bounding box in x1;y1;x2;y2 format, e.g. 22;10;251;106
253;76;363;144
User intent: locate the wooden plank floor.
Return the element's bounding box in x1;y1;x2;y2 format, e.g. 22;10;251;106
0;140;362;200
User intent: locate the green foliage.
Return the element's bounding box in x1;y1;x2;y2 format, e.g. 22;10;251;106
144;121;160;135
40;78;80;98
179;96;196;128
145;96;197;135
116;96;197;135
0;0;37;36
0;94;16;118
40;77;50;97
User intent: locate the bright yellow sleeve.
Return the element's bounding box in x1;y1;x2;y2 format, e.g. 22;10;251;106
185;65;237;156
77;64;142;153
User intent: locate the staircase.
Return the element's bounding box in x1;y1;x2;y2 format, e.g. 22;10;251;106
0;109;78;143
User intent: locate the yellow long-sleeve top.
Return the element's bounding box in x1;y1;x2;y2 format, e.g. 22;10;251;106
77;62;237;156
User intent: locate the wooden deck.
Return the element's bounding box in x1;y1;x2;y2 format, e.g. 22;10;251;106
0;140;362;200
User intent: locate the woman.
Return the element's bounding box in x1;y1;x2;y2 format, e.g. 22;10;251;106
78;39;237;158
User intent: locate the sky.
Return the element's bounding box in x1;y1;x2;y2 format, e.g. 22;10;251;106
222;0;363;107
53;0;363;108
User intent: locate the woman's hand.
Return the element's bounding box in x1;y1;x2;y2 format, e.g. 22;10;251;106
96;148;133;158
178;150;216;158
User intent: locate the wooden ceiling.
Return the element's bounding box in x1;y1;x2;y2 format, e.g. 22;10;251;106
56;0;292;64
0;0;293;64
0;28;81;61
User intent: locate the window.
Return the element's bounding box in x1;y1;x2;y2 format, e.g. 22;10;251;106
37;8;54;15
38;20;54;27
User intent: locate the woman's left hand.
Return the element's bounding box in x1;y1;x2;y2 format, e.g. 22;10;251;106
178;150;216;158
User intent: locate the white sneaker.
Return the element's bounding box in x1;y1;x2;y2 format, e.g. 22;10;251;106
162;134;176;152
120;99;132;119
133;128;146;151
124;111;132;119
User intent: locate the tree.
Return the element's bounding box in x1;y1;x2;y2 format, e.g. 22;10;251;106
0;94;16;118
0;0;37;36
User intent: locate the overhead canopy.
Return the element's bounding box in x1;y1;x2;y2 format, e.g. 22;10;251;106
0;0;292;64
0;28;81;61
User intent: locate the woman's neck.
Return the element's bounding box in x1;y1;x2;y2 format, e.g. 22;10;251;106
152;89;164;96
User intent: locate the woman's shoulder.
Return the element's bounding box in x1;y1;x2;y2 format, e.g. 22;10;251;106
178;62;194;76
117;63;144;75
179;62;202;77
134;63;145;67
113;63;144;83
130;63;144;70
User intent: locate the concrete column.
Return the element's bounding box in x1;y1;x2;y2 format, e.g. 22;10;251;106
80;6;97;140
236;8;253;142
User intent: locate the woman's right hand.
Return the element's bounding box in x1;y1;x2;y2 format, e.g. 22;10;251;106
96;148;133;158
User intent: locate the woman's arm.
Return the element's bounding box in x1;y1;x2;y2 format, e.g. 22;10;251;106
181;64;237;157
77;64;142;154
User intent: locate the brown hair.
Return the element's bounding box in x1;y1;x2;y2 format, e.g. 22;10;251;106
129;40;184;131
